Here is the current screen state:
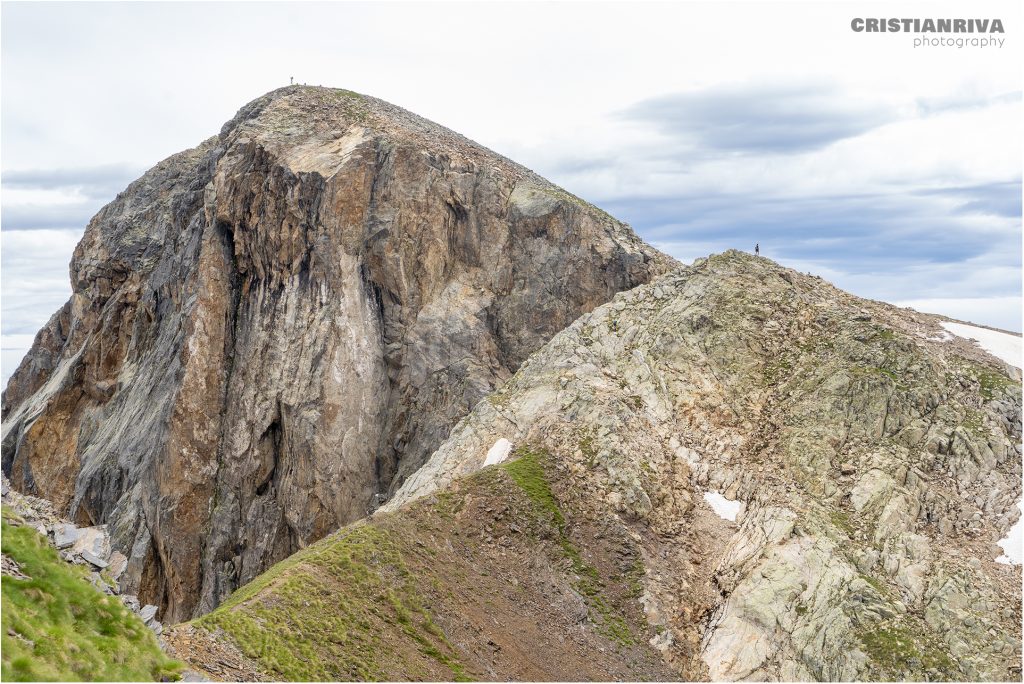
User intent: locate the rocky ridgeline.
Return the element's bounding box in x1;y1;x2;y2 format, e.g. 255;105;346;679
0;86;672;622
2;476;164;636
389;251;1022;681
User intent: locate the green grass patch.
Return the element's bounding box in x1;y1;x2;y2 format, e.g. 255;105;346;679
196;524;467;681
1;507;181;682
502;447;636;647
433;490;465;519
874;367;899;382
330;87;363;100
954;358;1018;401
762;357;794;386
828;509;856;536
624;558;646;600
875;328;896;342
859;573;892;599
485;389;514;409
560;539;602;596
501;447;565;529
975;368;1015;400
858;623;957;677
960;408;989;438
579;432;599;469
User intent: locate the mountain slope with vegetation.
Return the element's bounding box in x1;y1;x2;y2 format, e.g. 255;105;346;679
1;507;181;682
167;447;675;681
170;251;1021;681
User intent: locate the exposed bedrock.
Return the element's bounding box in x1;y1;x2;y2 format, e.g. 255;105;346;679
1;86;673;621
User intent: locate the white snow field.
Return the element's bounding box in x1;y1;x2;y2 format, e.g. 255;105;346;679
940;321;1022;369
996;500;1023;565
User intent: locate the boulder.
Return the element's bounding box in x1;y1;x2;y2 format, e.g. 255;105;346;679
52;523;80;550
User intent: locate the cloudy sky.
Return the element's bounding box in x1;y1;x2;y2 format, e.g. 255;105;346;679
2;0;1021;384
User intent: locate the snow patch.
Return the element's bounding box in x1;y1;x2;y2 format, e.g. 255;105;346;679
704;491;742;522
940;321;1022;369
483;438;513;467
996;499;1023;565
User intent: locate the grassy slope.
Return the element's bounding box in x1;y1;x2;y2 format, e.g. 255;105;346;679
196;522;468;681
186;447;668;681
1;507;182;682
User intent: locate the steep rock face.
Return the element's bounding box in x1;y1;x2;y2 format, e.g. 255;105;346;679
388;251;1022;681
1;86;673;621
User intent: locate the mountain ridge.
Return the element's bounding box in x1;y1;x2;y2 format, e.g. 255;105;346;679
168;250;1021;681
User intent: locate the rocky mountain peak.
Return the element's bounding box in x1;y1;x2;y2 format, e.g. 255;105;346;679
220;86;531;173
3;85;1019;681
1;87;673;622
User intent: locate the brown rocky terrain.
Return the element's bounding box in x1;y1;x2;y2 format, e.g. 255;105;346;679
0;85;673;622
170;251;1021;681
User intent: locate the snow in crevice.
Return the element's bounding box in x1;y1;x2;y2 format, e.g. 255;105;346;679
996;499;1023;565
483;438;513;467
940;321;1022;369
704;490;742;522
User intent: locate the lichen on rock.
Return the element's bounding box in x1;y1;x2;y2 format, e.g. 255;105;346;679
390;249;1022;681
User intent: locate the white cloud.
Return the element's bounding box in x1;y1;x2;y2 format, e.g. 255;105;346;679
900;297;1023;333
1;229;80;387
1;0;1020;366
1;334;36;387
1;228;80;324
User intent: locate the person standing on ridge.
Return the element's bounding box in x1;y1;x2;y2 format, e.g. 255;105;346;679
755;243;760;256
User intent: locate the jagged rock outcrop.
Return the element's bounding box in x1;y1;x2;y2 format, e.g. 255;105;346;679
0;86;673;622
383;251;1021;681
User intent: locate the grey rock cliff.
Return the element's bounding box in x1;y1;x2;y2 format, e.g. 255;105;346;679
1;86;674;621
